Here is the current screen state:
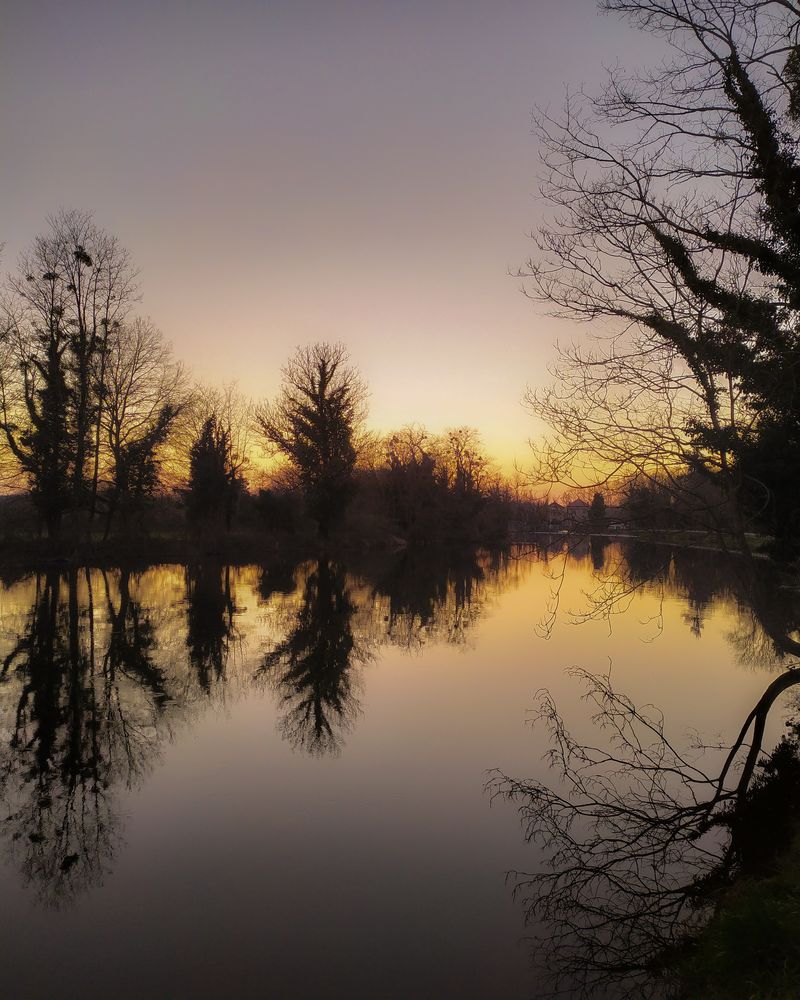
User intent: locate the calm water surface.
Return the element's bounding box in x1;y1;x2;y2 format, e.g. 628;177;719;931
0;541;795;998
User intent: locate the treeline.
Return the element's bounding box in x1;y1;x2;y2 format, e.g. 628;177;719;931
0;212;513;548
524;472;743;537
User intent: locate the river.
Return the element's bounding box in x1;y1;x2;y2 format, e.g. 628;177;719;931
0;539;794;998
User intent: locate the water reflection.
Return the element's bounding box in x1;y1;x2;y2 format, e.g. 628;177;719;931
185;563;241;693
366;547;495;650
0;569;163;905
0;539;798;940
0;548;515;904
495;538;800;998
259;558;366;756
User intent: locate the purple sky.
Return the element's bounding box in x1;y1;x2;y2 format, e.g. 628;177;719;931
3;0;651;469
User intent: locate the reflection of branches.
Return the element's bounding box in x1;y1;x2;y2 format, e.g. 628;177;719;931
524;534;626;638
490;666;800;999
0;569;165;906
531;536;800;662
103;569;169;705
259;559;368;756
368;548;493;651
0;563;250;907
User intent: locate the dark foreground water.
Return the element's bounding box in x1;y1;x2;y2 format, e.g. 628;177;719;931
0;540;795;999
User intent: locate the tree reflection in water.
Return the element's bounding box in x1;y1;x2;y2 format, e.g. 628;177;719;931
0;549;504;904
185;563;241;693
3;540;796;939
0;569;166;906
258;558;367;756
368;547;491;650
492;541;800;999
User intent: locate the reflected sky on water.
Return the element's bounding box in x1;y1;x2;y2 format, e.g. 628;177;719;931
0;541;796;999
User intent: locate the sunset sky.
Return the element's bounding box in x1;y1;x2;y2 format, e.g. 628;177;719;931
2;0;651;471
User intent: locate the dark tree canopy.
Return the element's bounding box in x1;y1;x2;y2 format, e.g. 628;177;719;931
588;492;606;523
256;342;368;536
185;415;242;529
0;213;194;540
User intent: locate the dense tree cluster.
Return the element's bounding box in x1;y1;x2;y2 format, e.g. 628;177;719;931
0;212;187;537
375;423;507;543
0;217;512;546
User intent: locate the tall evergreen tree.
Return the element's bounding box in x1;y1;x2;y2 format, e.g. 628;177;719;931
256;343;367;537
185;415;241;529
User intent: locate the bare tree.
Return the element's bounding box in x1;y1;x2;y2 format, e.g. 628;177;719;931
440;426;493;498
523;0;800;544
101;318;188;536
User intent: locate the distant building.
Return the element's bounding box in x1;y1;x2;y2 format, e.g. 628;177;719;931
567;498;589;521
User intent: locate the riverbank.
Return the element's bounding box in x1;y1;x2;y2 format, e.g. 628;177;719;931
679;835;800;999
515;527;775;558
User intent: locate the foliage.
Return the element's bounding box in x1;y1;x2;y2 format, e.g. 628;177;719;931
378;423;507;543
185;415;242;529
0;281;74;535
0;214;199;538
679;722;800;998
256;342;367;537
588;491;606;522
678;843;800;1000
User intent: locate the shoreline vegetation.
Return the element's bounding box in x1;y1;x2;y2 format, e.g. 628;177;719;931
679;837;800;1000
0;518;777;574
0;532;773;562
0;216;782;578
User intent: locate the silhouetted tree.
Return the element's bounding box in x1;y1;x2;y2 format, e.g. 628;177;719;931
588;492;606;525
524;0;800;544
442;426;490;500
256;343;367;537
383;424;443;537
0;569;164;905
185;415;242;530
185;564;239;691
379;423;506;542
102;318;187;536
0;276;74;536
102;569;169;705
370;547;490;650
491;665;800;999
0;212;136;535
184;382;253;492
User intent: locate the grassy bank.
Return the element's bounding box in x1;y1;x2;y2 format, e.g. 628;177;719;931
679;836;800;999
